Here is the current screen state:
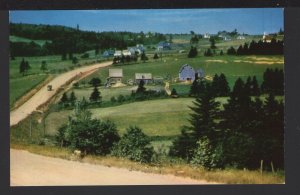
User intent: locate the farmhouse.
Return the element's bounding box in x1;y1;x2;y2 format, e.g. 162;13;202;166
237;35;246;40
135;73;153;84
114;50;122;57
204;33;210;39
108;69;123;85
263;32;273;43
102;50;115;58
157;41;171;51
178;64;204;82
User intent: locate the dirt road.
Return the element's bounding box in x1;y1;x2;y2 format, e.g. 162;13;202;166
10;149;215;186
10;62;112;126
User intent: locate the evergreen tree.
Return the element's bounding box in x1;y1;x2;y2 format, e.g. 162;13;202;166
227;46;236;55
60;92;69;105
140;51;148;62
211;74;220;96
218;73;230;96
220;50;224;55
171;88;178;96
40;60;47;72
189;86;220;140
153;53;159;60
69;91;77;106
251;76;260;96
188;46;198;58
136;79;146;94
89;86;101;103
209;37;216;49
19;58;26;76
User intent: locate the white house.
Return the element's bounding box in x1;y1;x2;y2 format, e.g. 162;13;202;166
108;69;123;85
237;35;246;40
204;33;211;39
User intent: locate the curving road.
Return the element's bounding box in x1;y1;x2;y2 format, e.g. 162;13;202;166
10;61;112;126
10;149;215;186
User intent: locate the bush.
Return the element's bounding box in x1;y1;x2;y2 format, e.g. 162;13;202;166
58;107;120;155
81;53;89;59
191;137;225;170
112;126;154;163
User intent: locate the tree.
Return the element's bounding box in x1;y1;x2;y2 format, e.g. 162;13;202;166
153;53;159;60
61;52;67;61
140;51;148;62
89;86;101;103
220;50;224;55
88;77;101;87
227;46;236;55
189;86;220;140
60;92;69;105
72;57;78;65
19;58;26;76
69;91;77;106
188;46;198;58
171;88;178;97
204;48;213;57
136;80;146;94
40;60;47;72
112;126;154;163
60;103;120;155
209;37;216;49
251;76;260;96
218;73;230;96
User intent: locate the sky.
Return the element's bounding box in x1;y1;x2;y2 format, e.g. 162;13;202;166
10;9;284;35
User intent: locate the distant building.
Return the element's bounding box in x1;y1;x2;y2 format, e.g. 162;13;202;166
223;36;231;41
157;41;171;51
135;73;153;84
263;32;273;43
108;69;123;85
122;50;132;56
204;33;211;39
128;44;145;55
178;64;204;82
114;50;122;57
102;50;115;58
237;35;246;40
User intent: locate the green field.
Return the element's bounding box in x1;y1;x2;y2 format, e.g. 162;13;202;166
9;74;48;108
82;54;283;89
9;35;51;46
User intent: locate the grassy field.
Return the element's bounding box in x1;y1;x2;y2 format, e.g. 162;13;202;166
45;95;283;137
81;54;283;90
10;74;49;108
9;35;51;46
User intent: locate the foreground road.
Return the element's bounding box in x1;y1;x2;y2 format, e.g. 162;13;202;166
10;149;215;186
10;61;112;126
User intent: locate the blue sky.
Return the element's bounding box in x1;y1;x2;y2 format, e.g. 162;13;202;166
10;9;283;35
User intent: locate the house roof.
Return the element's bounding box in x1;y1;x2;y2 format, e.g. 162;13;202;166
179;64;195;73
135;73;152;80
122;50;131;56
109;69;123;78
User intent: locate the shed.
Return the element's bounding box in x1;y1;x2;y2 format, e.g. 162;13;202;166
108;69;123;84
135;73;153;84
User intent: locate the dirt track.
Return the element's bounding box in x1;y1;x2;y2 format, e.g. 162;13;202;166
10;61;112;126
10;149;214;186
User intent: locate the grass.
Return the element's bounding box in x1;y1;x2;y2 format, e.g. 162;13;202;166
10;74;49;108
10;141;285;184
81;54;283;90
9;35;51;46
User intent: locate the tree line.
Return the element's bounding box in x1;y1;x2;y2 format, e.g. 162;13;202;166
10;23;167;57
227;39;283;55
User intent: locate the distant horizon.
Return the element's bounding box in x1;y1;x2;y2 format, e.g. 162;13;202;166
10;9;283;35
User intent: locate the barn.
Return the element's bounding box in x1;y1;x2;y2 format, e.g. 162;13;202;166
179;64;204;82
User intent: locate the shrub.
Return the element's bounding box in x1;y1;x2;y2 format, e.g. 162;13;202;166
191;137;225;170
112;126;154;163
58;106;120;155
81;53;89;59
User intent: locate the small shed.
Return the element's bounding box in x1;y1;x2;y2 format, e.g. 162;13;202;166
108;69;123;84
135;73;153;84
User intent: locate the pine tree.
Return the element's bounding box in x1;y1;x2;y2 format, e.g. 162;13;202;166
251;76;260;96
189;86;220;140
211;74;220;96
69;91;77;105
19;58;26;76
40;60;47;72
153;53;159;60
89;86;101;103
60;92;69;104
218;73;230;96
136;79;146;94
